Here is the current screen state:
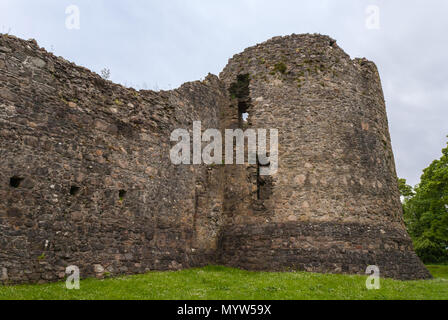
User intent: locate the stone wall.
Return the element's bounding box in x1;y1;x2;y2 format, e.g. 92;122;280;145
0;34;228;283
0;33;431;283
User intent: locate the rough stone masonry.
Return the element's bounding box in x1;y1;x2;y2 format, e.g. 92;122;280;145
0;33;431;284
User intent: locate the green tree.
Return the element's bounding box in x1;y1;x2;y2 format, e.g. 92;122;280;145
403;137;448;263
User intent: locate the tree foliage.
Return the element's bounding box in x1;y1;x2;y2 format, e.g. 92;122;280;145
401;137;448;263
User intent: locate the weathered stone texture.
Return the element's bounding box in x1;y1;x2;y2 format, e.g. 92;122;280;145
0;33;430;283
0;34;227;283
218;34;430;279
218;222;429;280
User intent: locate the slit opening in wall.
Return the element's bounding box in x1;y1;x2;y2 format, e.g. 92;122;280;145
70;186;81;196
10;176;24;188
119;190;127;201
257;160;272;200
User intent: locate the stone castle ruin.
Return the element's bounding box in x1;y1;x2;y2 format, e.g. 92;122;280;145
0;33;431;284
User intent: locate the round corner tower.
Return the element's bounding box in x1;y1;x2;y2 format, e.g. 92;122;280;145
218;33;431;280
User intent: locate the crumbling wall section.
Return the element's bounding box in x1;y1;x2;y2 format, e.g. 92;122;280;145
0;34;228;284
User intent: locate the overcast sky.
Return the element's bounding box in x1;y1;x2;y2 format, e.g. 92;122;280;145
1;0;447;186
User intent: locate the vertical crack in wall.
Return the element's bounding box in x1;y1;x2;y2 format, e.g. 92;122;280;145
227;74;273;216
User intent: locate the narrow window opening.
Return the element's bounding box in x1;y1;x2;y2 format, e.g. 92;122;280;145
238;100;249;126
229;74;251;127
70;186;81;196
119;190;127;201
10;176;24;188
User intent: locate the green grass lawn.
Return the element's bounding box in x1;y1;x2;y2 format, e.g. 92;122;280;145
0;265;447;300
